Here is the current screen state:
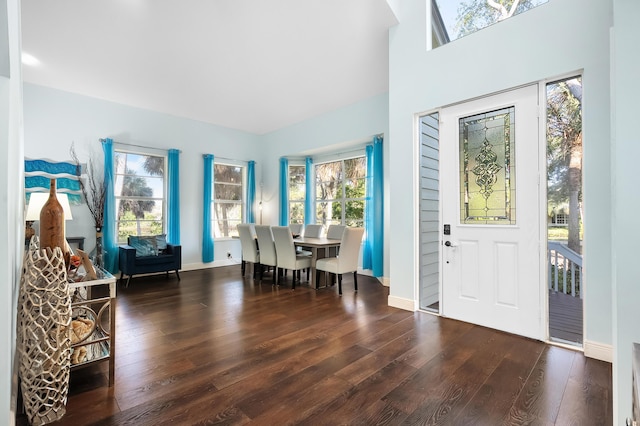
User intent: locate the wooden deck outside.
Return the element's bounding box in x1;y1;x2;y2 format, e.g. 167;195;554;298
549;289;583;344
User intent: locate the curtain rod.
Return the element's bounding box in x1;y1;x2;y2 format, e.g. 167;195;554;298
203;154;254;164
100;139;182;154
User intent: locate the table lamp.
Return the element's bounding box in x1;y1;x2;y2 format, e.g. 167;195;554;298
25;192;73;240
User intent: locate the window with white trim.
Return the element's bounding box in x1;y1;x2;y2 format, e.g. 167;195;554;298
114;151;166;243
288;164;305;224
213;163;245;238
315;157;366;227
430;0;549;49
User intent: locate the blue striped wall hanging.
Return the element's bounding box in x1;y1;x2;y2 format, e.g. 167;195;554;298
25;158;83;204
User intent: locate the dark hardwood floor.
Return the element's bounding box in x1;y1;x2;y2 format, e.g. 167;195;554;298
18;266;612;425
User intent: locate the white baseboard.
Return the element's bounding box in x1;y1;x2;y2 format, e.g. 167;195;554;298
378;276;390;287
584;340;613;363
181;259;242;271
388;294;416;312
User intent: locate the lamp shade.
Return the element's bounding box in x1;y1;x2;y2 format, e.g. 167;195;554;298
26;192;73;221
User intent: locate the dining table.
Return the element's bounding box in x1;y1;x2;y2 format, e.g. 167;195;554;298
293;236;341;289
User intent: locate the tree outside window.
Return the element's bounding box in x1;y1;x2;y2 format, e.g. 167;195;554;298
434;0;548;45
315;157;366;227
288;164;305;224
213;163;244;237
114;152;165;243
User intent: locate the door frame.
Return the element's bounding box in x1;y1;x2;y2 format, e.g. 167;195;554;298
414;83;549;341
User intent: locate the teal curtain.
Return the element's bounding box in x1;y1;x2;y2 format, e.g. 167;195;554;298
279;157;288;226
304;157;314;225
101;138;118;273
363;136;384;277
246;161;256;223
167;149;180;245
202;154;214;263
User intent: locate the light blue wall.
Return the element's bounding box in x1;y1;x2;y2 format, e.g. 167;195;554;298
612;0;640;422
23;85;391;275
388;0;613;345
260;92;388;217
260;92;390;276
23;83;261;268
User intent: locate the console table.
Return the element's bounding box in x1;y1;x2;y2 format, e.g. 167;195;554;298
24;236;85;250
67;236;85;250
69;268;116;386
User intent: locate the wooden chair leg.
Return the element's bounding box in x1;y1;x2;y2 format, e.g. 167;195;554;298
353;271;357;292
338;274;343;295
316;270;320;287
176;270;181;281
241;260;246;276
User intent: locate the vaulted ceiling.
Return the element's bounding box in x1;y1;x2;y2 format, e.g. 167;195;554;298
20;0;398;134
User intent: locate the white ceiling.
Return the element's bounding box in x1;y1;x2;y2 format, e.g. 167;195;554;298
20;0;398;135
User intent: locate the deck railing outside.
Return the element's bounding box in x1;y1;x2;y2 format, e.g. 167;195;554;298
548;241;583;298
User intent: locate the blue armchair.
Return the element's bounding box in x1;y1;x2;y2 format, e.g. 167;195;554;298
118;235;181;287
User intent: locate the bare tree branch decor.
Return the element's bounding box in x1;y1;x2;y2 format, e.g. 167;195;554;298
70;143;106;229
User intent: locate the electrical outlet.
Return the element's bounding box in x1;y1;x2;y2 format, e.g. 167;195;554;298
227;251;231;258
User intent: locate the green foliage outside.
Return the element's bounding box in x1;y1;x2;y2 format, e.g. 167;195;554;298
549;264;581;297
116;152;165;241
118;210;163;242
315;158;366;226
454;0;541;39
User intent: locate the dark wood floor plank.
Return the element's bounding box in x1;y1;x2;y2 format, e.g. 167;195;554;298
235;344;370;419
452;336;545;425
401;328;517;425
506;345;576;425
554;355;613;426
302;359;417;425
381;325;502;415
11;267;611;426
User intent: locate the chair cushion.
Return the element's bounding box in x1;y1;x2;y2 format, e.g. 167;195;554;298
155;234;168;253
128;236;158;257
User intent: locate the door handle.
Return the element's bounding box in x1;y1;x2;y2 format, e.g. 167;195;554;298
444;241;457;247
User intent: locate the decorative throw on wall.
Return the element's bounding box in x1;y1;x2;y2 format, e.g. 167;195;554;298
25;158;82;204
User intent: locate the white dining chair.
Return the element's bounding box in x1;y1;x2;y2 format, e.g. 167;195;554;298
271;226;311;289
298;223;324;257
237;224;260;279
303;224;324;238
325;224;346;257
255;225;277;284
326;224;346;240
315;227;364;295
289;223;303;237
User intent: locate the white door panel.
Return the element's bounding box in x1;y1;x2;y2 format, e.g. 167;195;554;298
441;85;543;340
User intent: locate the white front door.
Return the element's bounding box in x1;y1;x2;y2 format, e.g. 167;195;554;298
440;85;544;340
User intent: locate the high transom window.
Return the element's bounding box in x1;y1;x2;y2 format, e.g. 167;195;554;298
431;0;549;48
